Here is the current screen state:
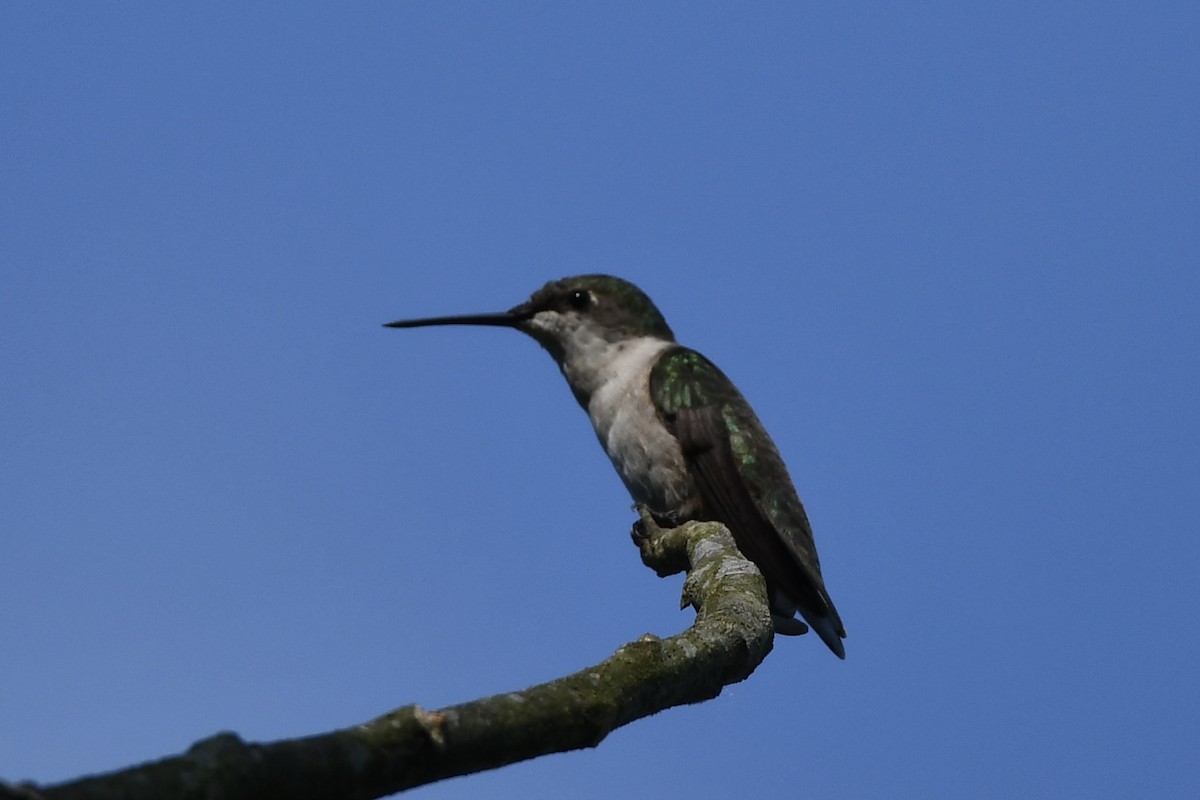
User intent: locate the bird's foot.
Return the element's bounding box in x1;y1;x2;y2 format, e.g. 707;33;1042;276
630;504;663;547
631;504;694;577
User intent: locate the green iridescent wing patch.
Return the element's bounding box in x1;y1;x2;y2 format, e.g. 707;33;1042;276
650;346;845;648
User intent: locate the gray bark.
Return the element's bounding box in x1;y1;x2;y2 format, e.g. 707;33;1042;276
4;515;773;800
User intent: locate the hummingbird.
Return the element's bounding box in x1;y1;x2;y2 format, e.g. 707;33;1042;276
385;275;846;658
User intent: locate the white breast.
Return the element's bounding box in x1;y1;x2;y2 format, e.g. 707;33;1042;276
579;337;698;513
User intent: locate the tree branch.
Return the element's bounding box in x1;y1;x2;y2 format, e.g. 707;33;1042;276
7;516;773;800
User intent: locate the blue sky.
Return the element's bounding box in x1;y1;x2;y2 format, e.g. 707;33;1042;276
2;4;1197;798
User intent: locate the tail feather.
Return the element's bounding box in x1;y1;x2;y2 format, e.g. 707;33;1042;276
803;612;846;660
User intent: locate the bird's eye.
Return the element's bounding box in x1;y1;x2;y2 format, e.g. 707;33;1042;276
567;289;591;310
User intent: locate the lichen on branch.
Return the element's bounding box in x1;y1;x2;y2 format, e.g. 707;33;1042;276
10;517;773;800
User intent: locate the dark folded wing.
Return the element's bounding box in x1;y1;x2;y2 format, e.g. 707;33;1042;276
650;347;845;654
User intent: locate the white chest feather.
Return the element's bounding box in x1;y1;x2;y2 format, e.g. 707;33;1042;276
567;337;698;513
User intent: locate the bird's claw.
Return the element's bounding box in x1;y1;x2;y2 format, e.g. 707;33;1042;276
630;504;660;547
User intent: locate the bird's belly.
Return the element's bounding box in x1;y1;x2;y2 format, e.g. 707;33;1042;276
588;377;700;518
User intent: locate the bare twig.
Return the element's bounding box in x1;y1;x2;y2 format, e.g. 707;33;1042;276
8;517;773;800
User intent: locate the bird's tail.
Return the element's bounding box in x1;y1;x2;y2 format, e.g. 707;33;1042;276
805;612;846;660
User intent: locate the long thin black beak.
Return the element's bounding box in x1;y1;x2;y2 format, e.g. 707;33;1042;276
383;311;523;329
